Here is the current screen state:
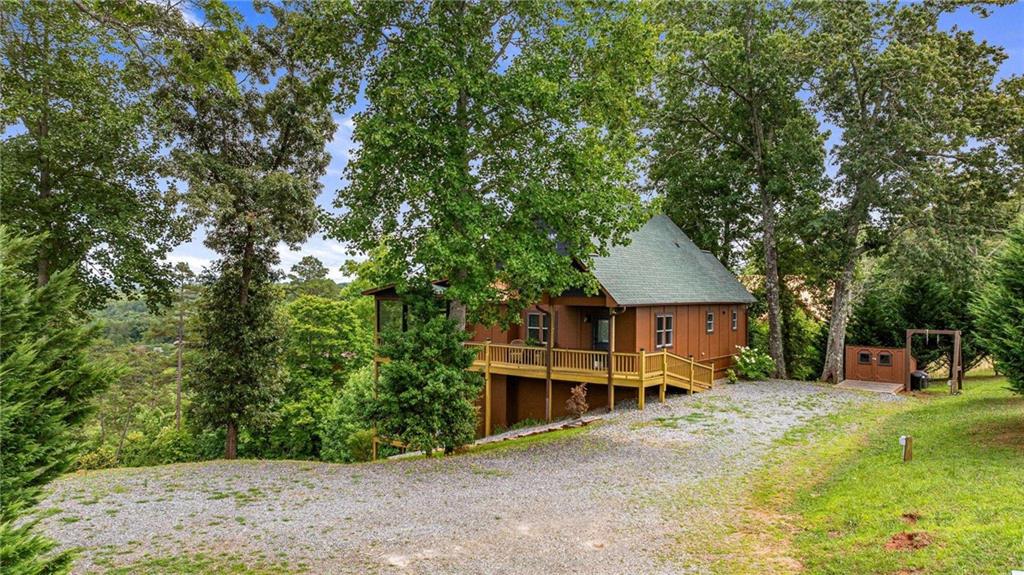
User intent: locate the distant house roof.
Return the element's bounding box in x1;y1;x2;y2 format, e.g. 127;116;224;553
590;215;756;306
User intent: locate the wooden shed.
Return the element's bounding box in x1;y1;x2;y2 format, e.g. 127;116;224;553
843;345;916;392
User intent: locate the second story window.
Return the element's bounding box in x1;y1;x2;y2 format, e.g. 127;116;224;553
526;312;549;345
731;307;738;331
706;309;715;334
656;314;673;348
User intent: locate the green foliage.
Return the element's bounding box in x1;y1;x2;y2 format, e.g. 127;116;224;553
319;367;377;463
263;295;372;459
0;229;113;573
332;1;655;323
972;216;1024;394
286;256;339;299
734;346;775;381
0;0;192;309
651;1;824;272
370;306;483;455
810;0;1014;380
781;297;827;381
169;6;368;457
189;263;285;454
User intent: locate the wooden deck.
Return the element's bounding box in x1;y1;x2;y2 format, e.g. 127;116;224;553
837;379;905;395
465;342;715;434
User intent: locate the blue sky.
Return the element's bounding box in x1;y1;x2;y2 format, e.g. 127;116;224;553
167;1;1024;282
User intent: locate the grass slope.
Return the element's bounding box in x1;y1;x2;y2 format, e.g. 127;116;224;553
732;374;1024;575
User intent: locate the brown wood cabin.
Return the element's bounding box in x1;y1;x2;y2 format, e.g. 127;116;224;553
368;215;756;437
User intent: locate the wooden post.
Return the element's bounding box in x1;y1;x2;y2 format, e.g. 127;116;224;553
904;329;912;392
901;435;913;462
710;362;715;388
953;331;962;394
638;349;646;410
608;311;616;411
660;350;667;403
688;355;695;394
540;306;554;422
484;340;492;436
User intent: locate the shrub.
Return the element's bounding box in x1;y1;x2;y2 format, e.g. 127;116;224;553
971;215;1024;395
1;229;113;573
726;369;739;384
370;305;482;455
565;383;589;418
734;345;775;380
77;445;118;470
320;367;377;463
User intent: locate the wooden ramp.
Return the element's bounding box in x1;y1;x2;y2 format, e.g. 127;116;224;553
838;380;904;395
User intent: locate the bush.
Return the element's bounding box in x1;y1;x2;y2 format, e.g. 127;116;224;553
726;369;739;384
77;445;118;470
1;229;113;573
734;346;775;380
565;383;588;418
370;306;482;455
320;366;377;463
971;216;1024;395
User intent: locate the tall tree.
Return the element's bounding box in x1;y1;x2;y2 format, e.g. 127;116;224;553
651;1;824;378
0;0;240;309
971;214;1024;395
811;1;1015;382
172;2;368;458
0;228;113;573
331;1;655;325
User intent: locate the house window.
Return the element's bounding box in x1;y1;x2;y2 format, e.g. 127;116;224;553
731;307;738;331
705;309;715;333
858;351;872;365
526;312;549;345
655;314;673;348
878;352;892;367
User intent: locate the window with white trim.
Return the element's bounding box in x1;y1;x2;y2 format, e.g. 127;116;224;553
526;312;549;345
655;314;673;348
731;307;738;331
705;309;715;333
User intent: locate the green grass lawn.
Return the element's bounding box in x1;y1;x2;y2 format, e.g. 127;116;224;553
738;374;1024;575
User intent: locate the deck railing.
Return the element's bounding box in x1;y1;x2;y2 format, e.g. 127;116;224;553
465;342;715;391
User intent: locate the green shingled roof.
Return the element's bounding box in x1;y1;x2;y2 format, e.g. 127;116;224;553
590;215;756;306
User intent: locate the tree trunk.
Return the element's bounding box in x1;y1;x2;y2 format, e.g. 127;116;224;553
175;297;184;431
224;421;238;459
114;418;131;464
820;253;857;384
761;193;788;379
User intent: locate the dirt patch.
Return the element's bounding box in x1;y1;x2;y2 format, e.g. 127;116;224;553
893;569;924;575
885;531;932;551
973;419;1024;452
900;512;920;524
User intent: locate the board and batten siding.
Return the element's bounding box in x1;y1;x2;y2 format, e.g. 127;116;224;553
634;304;747;373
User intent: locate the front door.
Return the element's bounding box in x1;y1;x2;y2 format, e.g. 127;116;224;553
592;316;610;351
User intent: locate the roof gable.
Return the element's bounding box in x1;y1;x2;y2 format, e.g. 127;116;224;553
590;215;756;306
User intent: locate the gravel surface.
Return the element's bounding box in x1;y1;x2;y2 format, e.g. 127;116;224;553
40;380;897;574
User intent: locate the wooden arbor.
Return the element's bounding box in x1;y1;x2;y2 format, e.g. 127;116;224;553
904;329;963;394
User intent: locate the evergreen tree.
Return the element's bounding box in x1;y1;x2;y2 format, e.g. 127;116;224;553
189;263;284;459
972;215;1024;394
172;3;368;458
371;299;483;455
0;228;113;573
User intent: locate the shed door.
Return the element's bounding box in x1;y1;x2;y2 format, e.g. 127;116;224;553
874;350;896;383
849;348;875;381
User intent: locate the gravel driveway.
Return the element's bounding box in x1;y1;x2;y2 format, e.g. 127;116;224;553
40;381;894;574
